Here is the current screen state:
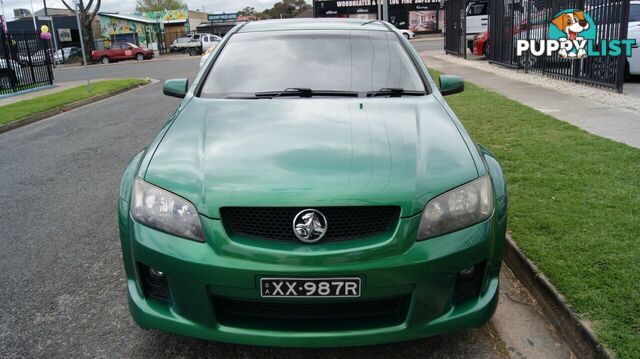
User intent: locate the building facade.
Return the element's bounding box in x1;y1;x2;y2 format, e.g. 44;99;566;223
97;13;162;50
313;0;444;33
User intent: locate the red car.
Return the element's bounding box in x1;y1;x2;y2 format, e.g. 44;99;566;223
471;31;489;57
91;43;154;64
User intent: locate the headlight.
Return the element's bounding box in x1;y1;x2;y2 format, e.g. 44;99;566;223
131;178;204;242
417;176;493;240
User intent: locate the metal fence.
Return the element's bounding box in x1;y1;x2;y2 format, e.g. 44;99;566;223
488;0;630;92
0;30;54;96
444;0;467;57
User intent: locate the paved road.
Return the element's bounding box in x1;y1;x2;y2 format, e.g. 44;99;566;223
410;38;446;53
0;53;509;357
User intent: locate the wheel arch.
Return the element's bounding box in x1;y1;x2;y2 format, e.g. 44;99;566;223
118;149;145;278
477;144;508;276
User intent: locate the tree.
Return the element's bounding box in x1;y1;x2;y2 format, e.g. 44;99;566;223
238;0;311;21
266;0;310;19
61;0;100;61
238;6;257;17
135;0;184;13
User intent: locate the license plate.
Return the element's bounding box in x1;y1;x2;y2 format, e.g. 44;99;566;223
260;277;361;298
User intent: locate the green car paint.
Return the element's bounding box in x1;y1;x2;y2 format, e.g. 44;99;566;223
118;19;507;347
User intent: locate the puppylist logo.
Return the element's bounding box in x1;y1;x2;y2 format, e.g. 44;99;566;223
516;9;636;59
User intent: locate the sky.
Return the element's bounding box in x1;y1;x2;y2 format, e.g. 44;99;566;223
0;0;277;20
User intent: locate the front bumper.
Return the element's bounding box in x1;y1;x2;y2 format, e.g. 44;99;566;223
119;207;503;347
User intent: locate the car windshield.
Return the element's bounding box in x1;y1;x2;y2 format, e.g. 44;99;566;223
199;30;425;98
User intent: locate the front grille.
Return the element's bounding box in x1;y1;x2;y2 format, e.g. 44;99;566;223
214;296;411;331
220;206;400;242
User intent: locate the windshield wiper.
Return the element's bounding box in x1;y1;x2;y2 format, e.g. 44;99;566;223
366;88;425;98
254;88;359;99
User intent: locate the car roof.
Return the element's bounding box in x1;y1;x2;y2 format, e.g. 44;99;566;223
238;18;391;33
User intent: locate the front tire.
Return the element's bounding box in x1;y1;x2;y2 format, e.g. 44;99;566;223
136;53;144;61
404;33;410;40
101;56;110;64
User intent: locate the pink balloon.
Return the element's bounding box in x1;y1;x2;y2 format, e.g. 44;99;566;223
40;32;52;40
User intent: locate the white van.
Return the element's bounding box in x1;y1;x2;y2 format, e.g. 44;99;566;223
466;1;489;41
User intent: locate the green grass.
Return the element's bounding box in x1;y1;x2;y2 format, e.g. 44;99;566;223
429;69;640;358
0;79;149;125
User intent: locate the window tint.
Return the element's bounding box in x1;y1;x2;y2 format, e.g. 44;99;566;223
200;30;425;97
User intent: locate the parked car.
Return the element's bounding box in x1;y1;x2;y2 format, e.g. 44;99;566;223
201;34;222;52
172;34;221;56
0;58;23;89
389;23;415;39
466;0;489;48
169;37;191;52
54;47;81;63
17;49;51;66
91;43;153;64
119;19;507;346
471;31;489;57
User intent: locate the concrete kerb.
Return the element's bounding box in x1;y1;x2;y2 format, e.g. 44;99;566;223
503;234;613;359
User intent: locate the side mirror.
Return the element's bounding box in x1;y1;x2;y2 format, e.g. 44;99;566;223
439;75;465;96
163;78;188;98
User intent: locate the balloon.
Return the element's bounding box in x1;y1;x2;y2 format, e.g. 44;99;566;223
40;25;49;33
40;32;52;40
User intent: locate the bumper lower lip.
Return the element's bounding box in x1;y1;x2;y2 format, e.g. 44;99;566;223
127;276;499;347
120;213;502;347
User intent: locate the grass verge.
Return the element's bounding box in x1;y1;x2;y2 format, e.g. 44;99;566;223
0;78;149;126
429;69;639;358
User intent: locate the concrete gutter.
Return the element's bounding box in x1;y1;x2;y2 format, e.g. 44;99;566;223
503;234;613;359
0;79;156;134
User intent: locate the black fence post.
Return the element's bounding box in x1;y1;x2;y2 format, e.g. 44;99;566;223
525;0;531;73
462;1;467;59
615;0;630;93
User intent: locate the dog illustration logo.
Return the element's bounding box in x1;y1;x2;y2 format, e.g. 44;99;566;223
549;9;596;59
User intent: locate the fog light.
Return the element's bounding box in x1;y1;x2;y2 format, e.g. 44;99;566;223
148;268;165;286
140;264;170;301
459;266;475;277
453;262;485;302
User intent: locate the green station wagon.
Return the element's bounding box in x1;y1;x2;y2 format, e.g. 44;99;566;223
118;19;507;347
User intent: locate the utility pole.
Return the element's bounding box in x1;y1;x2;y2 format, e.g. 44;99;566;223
382;0;389;22
42;0;59;66
29;0;38;32
74;0;91;93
